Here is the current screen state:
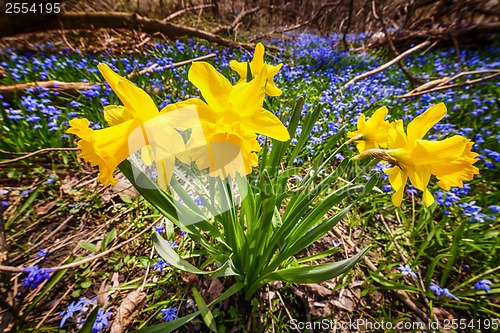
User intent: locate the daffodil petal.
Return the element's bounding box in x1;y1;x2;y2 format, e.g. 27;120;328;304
98;63;158;122
104;105;132;126
229;60;248;81
156;157;175;190
160;99;213;129
384;166;408;206
250;42;265;73
230;67;267;117
407;103;446;142
188;62;232;112
241;109;290;141
413;136;467;165
68;117;143;186
265;79;282;97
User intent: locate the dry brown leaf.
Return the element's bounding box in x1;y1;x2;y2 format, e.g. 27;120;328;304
301;283;333;297
181;272;199;286
110;289;147;333
35;200;57;215
61;176;79;195
206;278;224;303
102;173;138;201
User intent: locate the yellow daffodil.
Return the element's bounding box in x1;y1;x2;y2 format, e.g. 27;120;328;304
347;106;391;152
229;42;283;96
68;63;187;188
353;103;478;207
164;61;289;178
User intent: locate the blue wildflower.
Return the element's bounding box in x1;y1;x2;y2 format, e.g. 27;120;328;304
169;241;179;249
161;307;178;322
474;279;492;293
22;265;53;289
35;247;50;260
153;225;165;234
92;309;112;333
1;201;8;208
488;205;500;213
429;282;443;296
442;288;461;302
59;299;87;328
153;258;169;273
397;264;418;278
45;175;56;185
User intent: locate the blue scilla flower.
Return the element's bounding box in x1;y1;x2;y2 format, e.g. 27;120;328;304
22;265;53;289
161;307;178;322
488;205;500;213
35;247;50;260
59;298;88;328
92;308;112;333
153;258;169;273
397;264;418;278
59;297;92;328
153;225;165;234
460;201;482;219
169;241;179;249
382;184;392;192
1;201;8;208
442;288;461;302
429;282;443;296
474;279;492;293
45;174;56;185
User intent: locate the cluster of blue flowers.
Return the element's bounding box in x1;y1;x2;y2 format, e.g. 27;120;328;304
59;297;111;332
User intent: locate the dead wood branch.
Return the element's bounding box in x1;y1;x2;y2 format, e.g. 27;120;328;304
0;81;95;100
399;70;500;98
0;11;259;51
0;148;78;166
343;41;430;88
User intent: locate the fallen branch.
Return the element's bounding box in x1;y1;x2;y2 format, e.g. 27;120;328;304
128;52;216;78
0;11;259;51
0;81;95;100
343;41;430;88
399;70;500;98
0;147;78;166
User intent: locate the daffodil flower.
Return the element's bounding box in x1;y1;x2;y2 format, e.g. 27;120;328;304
165;61;290;178
229;42;283;96
347;106;391;152
353;103;479;207
68;64;189;188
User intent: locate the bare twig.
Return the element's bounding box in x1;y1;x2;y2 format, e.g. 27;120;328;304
0;148;78;166
164;4;214;22
128;53;216;78
343;41;430;88
399;70;500;98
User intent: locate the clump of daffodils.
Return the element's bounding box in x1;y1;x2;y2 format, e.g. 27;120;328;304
348;103;479;206
68;43;289;185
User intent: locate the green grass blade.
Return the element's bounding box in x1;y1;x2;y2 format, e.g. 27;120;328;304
247;247;369;297
192;286;217;332
79;307;99;333
132;282;244;333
